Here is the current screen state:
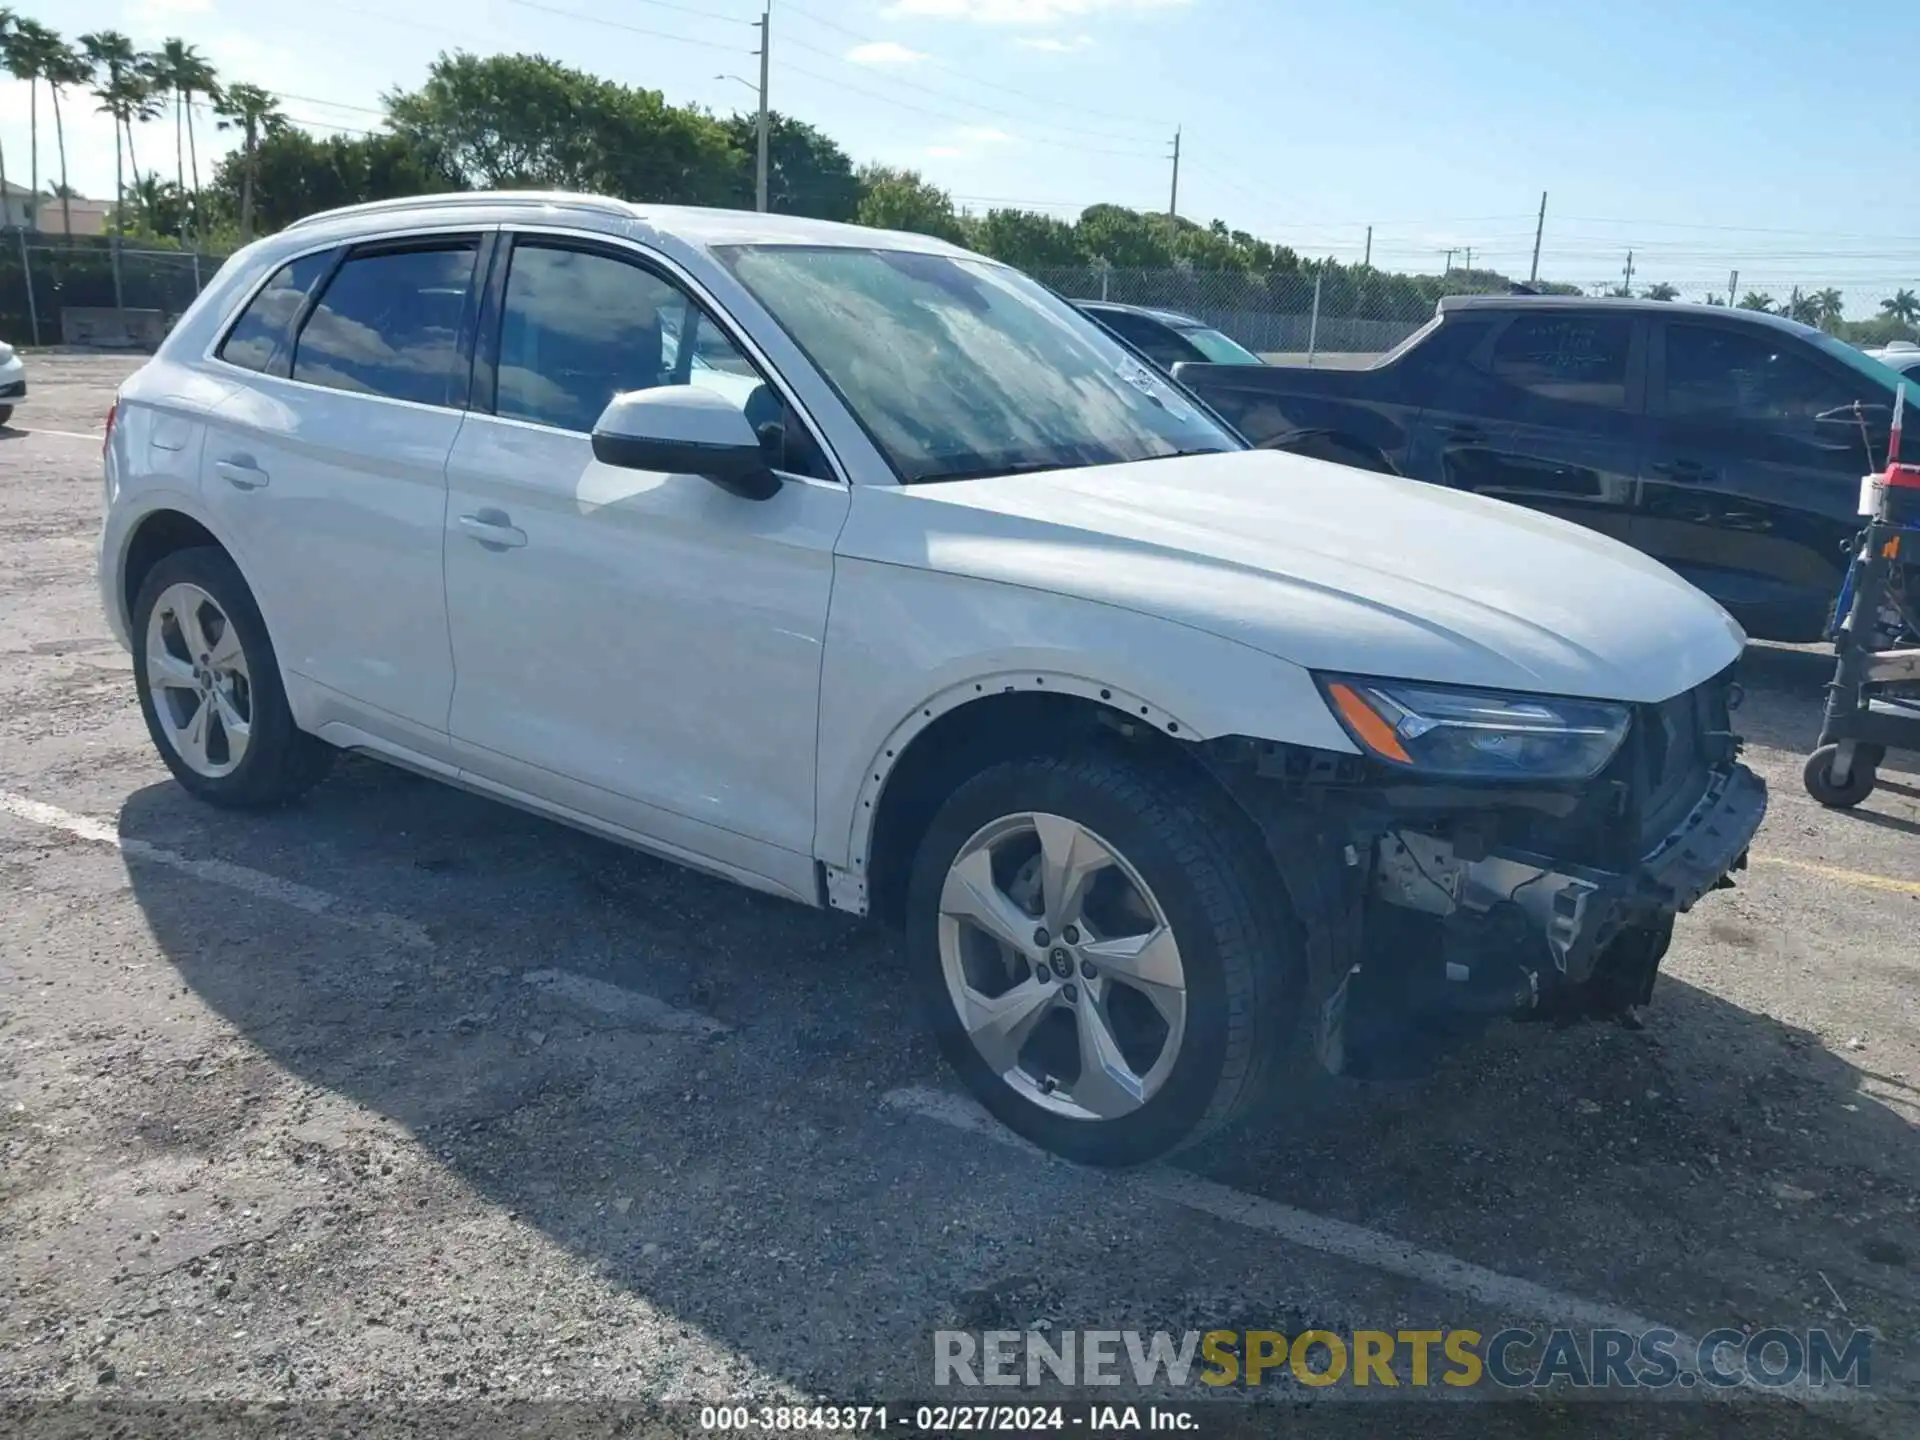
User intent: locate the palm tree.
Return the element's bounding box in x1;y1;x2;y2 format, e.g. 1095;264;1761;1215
1880;289;1920;325
150;38;219;244
79;30;156;230
2;14;69;230
0;9;15;226
1739;291;1776;313
1643;281;1679;302
215;82;285;241
1784;287;1821;326
1811;288;1845;330
42;43;88;240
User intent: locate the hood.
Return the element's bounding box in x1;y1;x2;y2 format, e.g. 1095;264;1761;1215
848;449;1745;704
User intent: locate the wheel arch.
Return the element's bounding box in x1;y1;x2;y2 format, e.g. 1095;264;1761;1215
845;672;1221;927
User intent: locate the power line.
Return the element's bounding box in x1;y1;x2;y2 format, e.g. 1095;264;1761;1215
503;0;752;54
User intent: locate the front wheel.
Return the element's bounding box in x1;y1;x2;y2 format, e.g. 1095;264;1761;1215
906;750;1299;1166
0;405;13;428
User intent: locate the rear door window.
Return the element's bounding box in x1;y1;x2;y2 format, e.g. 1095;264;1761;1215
1663;323;1855;421
1486;313;1633;410
218;250;334;377
291;242;480;407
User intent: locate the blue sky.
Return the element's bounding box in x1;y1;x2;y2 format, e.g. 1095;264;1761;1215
6;0;1918;312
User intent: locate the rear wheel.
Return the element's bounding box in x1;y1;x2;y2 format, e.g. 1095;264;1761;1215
907;750;1299;1166
132;547;333;809
0;405;13;428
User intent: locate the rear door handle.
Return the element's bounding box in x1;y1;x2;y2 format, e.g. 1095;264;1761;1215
458;509;528;550
213;456;269;490
1445;424;1489;444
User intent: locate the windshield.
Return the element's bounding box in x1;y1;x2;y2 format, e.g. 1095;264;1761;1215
1178;325;1264;366
717;245;1241;483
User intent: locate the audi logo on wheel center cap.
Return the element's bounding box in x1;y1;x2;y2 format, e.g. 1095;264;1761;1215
1049;948;1073;978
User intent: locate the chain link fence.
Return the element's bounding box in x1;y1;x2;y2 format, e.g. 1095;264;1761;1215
1;234;229;347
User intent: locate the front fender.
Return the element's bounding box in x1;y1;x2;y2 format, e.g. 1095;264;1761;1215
811;557;1356;870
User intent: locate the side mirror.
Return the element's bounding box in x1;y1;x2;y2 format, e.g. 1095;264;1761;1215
590;386;780;500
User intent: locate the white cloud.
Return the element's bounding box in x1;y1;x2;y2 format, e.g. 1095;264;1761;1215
885;0;1188;24
845;40;928;65
1015;33;1094;50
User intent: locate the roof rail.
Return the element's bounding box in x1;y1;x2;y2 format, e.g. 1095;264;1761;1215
285;190;633;232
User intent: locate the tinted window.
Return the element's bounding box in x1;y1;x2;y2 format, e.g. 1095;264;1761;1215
1096;311;1197;370
291;244;477;407
1487;314;1631;408
495;243;829;477
1666;324;1856;420
218;250;332;376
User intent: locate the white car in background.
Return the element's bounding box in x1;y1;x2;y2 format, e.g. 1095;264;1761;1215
0;339;24;427
97;193;1767;1165
1865;339;1920;377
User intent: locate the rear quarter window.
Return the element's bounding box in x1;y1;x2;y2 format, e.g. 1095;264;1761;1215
217;250;334;377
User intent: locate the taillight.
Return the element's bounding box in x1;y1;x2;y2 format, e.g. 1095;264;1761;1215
104;399;118;455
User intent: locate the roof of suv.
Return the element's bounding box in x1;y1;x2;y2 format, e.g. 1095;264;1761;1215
1437;291;1825;338
279;189;971;256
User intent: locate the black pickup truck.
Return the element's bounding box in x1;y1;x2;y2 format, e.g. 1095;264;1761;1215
1173;295;1911;643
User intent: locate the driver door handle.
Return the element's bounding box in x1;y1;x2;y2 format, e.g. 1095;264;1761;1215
459;509;528;550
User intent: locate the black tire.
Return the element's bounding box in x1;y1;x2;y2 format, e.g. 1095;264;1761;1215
906;748;1301;1166
132;546;334;809
0;405;13;428
1802;743;1877;809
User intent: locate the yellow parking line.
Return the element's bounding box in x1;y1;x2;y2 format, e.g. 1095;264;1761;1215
1750;853;1920;896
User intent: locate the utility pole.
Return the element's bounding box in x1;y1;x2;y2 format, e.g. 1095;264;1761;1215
1167;127;1181;218
1464;245;1472;273
1728;269;1738;307
1363;225;1372;268
1528;190;1547;283
754;6;771;212
1442;248;1456;274
1622;249;1635;296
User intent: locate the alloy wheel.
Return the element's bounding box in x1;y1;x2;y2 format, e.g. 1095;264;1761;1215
144;581;253;779
937;811;1188;1121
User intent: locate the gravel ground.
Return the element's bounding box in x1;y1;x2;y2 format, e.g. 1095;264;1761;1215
2;355;1918;1439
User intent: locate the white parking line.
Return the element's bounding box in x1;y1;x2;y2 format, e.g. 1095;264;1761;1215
881;1086;1828;1402
14;426;103;443
0;788;433;950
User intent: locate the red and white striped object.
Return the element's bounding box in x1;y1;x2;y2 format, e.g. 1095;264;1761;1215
1890;380;1906;467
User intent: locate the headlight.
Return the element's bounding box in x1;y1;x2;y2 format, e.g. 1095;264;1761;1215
1319;675;1631;780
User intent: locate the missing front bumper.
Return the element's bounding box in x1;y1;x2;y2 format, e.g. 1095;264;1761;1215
1373;761;1767;996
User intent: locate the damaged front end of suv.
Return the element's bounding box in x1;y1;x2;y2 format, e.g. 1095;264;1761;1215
1205;665;1766;1078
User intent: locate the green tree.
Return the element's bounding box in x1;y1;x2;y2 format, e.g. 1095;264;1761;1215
1784;287;1821;325
853;164;965;243
1643;281;1679;301
385;51;734;205
212;82;286;240
1739;291;1776;313
80;30;160;226
0;9;14;223
2;14;72;230
718;111;858;221
1072;204;1177;268
1880;289;1920;326
1811;288;1844;330
151;38;221;243
206;127;460;236
971;207;1083;268
41;39;88;238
